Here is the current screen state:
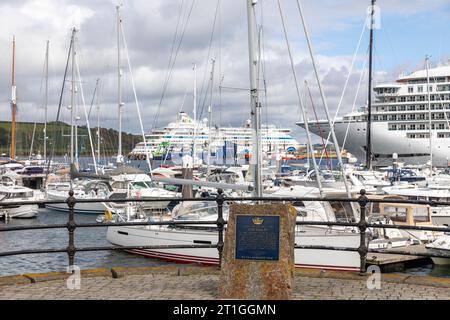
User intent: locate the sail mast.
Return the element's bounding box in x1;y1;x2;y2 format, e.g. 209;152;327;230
247;0;262;197
192;63;197;159
44;40;49;161
207;58;216;175
10;36;17;161
117;5;123;164
366;0;376;170
70;28;77;165
96;79;101;164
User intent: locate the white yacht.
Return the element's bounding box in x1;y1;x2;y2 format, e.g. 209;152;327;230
297;61;450;167
0;185;39;218
129;112;301;160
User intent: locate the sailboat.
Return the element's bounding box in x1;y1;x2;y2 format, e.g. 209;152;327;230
0;36;39;219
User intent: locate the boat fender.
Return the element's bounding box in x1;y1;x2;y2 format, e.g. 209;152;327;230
104;210;113;221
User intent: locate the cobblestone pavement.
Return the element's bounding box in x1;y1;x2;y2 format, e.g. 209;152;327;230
0;274;449;300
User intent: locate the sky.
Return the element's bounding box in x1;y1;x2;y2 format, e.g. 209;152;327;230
1;0;450;144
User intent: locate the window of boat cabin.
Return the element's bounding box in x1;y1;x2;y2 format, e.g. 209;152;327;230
330;201;354;221
384;206;407;222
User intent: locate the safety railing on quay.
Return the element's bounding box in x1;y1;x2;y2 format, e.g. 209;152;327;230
0;189;449;275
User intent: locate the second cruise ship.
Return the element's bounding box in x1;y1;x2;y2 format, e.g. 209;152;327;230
130;112;301;160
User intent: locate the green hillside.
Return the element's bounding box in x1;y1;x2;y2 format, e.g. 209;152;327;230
0;121;142;157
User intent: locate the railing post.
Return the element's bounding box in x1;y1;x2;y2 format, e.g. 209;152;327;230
66;189;77;267
357;189;368;275
216;188;225;269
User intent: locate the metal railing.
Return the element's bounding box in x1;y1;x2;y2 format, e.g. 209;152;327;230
1;189;450;275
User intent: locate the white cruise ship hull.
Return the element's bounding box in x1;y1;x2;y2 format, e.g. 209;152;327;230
298;120;450;167
106;225;361;272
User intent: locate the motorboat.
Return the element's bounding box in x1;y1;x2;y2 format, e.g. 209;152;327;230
383;185;450;226
0;185;39;218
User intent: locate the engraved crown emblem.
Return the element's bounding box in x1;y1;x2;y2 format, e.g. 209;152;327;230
252;217;264;225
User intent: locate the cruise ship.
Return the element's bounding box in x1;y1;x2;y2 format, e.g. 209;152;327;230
298;61;450;167
130;112;301;159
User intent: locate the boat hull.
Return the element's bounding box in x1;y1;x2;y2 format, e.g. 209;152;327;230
106;225;361;272
45;202;106;214
0;204;38;218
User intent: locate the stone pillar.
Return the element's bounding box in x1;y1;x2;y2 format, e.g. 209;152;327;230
218;203;296;300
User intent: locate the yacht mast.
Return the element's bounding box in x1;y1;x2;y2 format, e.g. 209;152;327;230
207;58;216;174
10;36;17;161
366;0;376;170
96;79;101;164
247;0;262;197
44;40;49;162
426;56;433;174
117;5;124;164
192;63;197;159
70;28;77;165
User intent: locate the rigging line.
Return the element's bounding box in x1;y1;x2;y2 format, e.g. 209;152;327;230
277;0;324;197
75;52;98;174
342;54;368;151
305;80;332;170
87;79;99;120
46;32;73;180
121;21;153;177
334;15;368;121
29;49;47;159
198;0;220;121
259;1;269;128
217;0;222;129
317;15;368;165
295;0;351;201
155;0;184;121
153;0;195;129
178;83;190;113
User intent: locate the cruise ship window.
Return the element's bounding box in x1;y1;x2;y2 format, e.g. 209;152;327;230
408;87;413;93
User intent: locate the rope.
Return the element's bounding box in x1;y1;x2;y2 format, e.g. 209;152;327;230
121;20;153;177
75;51;98;174
153;0;196;129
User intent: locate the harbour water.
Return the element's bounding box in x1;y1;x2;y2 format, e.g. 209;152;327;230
0;209;170;277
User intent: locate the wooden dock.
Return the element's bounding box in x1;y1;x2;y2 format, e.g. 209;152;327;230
366;245;431;272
